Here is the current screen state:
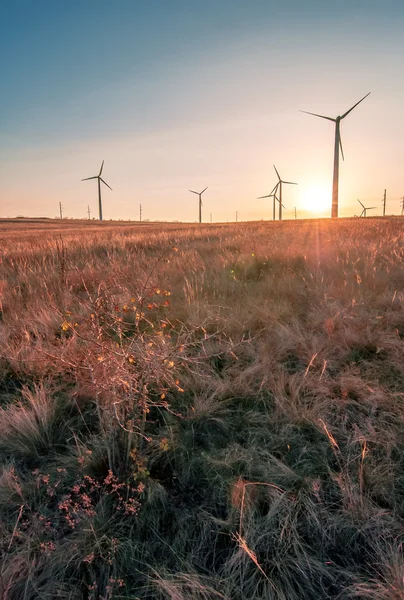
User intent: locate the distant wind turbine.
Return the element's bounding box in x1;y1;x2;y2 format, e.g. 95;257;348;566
300;92;371;218
357;199;376;217
82;161;112;221
273;165;297;220
189;187;208;223
257;182;284;221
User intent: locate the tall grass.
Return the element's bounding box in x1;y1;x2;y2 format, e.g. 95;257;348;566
0;217;403;599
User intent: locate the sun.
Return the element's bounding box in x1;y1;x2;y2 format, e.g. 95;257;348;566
299;185;330;214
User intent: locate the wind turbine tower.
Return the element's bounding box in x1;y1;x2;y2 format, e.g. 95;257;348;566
82;161;112;221
357;199;376;218
382;189;386;217
257;182;280;221
401;197;404;215
273;165;297;220
189;187;208;223
59;202;63;220
300;92;370;218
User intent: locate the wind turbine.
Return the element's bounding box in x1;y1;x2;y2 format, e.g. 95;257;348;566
82;161;112;221
273;165;297;220
300;92;371;218
357;199;376;218
189;187;208;223
257;182;282;221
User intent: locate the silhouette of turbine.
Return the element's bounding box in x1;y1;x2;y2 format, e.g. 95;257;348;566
257;182;285;221
273;165;297;220
82;161;112;221
357;198;376;218
189;187;208;223
300;92;370;218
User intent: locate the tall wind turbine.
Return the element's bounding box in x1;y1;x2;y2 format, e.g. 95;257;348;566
189;187;208;223
273;165;297;220
357;199;376;218
82;161;112;221
300;92;370;218
258;182;281;221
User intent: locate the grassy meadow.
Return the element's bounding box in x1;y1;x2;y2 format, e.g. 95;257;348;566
0;217;404;599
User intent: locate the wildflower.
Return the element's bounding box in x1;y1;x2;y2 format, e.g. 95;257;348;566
61;321;70;332
128;355;135;364
160;393;166;399
159;437;169;451
172;247;179;252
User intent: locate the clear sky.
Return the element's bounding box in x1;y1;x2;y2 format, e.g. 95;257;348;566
1;0;404;221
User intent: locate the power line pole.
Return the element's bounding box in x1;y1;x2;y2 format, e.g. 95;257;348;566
139;204;142;222
383;189;386;217
401;196;404;216
87;205;91;220
294;207;297;220
59;202;63;220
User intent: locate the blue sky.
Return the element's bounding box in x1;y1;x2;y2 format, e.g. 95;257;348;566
1;0;404;220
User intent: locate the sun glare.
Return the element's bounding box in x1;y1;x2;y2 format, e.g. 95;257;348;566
300;185;330;214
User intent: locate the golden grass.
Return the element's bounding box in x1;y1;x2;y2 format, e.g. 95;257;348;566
0;216;404;599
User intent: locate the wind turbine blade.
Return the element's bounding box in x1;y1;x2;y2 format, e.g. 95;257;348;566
340;92;371;120
82;176;98;181
282;204;286;209
189;190;199;194
99;160;104;177
360;209;365;217
284;181;297;185
367;207;377;210
201;187;208;194
257;195;271;199
357;199;365;209
339;136;345;161
100;178;112;191
273;165;281;181
299;110;335;122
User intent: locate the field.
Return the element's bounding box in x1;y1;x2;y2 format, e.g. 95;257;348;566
0;217;404;600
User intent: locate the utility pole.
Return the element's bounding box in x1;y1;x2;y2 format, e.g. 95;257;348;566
139;204;142;222
383;189;386;217
87;205;91;220
236;211;238;222
59;202;63;220
294;207;297;220
401;196;404;216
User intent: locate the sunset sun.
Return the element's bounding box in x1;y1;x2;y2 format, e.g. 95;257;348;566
300;185;330;214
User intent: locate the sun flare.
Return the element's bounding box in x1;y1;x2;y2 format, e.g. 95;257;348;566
300;185;330;214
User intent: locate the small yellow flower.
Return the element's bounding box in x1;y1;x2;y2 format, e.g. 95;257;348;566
172;247;179;252
160;393;166;400
159;437;169;451
61;321;70;331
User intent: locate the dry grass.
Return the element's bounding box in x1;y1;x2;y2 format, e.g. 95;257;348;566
0;216;403;599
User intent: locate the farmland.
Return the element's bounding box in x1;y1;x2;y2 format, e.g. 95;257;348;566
0;217;404;599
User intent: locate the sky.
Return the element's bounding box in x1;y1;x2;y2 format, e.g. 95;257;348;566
1;0;404;222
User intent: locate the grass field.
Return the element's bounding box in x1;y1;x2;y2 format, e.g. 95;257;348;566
0;217;403;599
